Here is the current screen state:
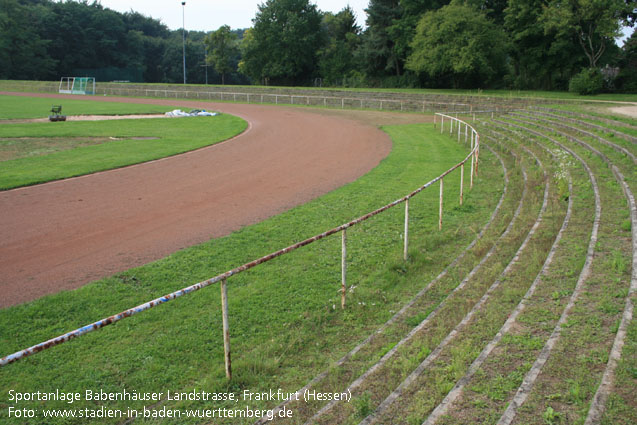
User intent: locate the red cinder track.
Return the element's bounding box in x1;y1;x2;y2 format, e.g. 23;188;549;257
0;93;395;308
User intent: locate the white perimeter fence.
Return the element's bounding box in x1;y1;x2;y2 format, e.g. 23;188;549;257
1;114;480;380
0;80;526;114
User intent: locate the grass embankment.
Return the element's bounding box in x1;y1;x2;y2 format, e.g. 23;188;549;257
0;110;247;190
0;124;503;424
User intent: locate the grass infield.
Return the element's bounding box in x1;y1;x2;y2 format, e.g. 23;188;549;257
0;113;247;190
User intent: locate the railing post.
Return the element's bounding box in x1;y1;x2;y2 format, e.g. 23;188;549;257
404;199;409;261
439;178;444;231
475;135;480;177
441;116;444;134
220;278;231;380
465;124;468;144
457;120;461;142
450;118;453;135
460;163;464;206
341;229;347;309
434;114;437;129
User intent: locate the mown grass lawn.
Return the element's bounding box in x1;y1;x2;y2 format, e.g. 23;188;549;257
0;115;247;190
0;123;502;424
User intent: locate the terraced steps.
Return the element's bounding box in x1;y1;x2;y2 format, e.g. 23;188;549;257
273;108;635;425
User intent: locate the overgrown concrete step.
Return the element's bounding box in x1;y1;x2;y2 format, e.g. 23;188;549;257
533;106;637;132
427;121;596;425
257;144;521;425
511;111;637;163
490;118;633;425
343;139;556;425
530;107;637;144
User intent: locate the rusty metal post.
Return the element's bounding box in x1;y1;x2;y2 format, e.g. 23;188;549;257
460;163;464;206
341;229;347;309
220;278;231;380
475;135;480;177
439;178;444;231
457;120;461;142
470;153;474;190
404;199;409;261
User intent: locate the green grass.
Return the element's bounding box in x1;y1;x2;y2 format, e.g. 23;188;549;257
0;94;179;119
0;124;500;424
0;115;247;189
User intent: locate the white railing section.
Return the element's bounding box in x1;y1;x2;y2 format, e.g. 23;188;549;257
1;113;480;380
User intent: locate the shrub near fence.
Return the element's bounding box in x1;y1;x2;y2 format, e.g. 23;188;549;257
0;114;480;381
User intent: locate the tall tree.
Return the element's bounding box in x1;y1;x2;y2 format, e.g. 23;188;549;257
205;25;239;85
504;0;584;89
318;7;361;85
0;0;56;79
358;0;403;80
239;0;325;85
543;0;632;68
406;0;508;88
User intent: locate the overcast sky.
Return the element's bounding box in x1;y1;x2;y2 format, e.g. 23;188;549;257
96;0;370;32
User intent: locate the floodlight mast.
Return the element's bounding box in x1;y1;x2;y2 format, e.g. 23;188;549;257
182;1;186;85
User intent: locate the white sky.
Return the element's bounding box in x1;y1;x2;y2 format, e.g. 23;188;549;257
96;0;370;32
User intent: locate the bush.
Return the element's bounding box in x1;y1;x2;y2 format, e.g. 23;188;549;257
568;68;604;95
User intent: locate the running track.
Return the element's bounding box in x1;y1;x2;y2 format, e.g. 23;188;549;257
0;93;393;307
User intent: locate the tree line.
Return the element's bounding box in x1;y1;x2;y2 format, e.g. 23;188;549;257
1;0;636;93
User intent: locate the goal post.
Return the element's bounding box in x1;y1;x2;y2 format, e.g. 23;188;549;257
59;77;96;95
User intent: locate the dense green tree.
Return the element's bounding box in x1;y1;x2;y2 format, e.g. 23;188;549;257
406;0;509;88
239;0;325;85
358;0;404;81
616;29;637;91
317;7;361;85
543;0;632;68
205;26;239;85
504;0;584;89
0;0;57;79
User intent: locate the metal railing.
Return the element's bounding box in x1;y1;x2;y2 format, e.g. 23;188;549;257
1;113;480;379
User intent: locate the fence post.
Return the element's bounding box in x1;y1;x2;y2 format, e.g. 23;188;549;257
460;164;464;206
434;114;437;129
341;229;347;309
465;124;468;144
439;178;444;231
450;118;454;135
220;278;231;380
457;120;461;142
475;140;479;177
404;199;409;261
441;116;444;134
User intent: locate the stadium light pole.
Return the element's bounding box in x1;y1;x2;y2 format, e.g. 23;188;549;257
182;1;186;85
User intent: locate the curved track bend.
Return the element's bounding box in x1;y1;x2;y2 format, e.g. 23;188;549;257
0;93;400;307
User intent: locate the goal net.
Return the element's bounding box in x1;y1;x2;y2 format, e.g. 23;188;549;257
59;77;96;95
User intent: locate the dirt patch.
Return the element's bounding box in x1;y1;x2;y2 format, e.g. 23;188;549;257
608;105;637;118
0;136;159;161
